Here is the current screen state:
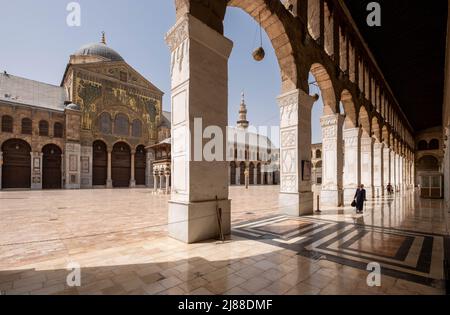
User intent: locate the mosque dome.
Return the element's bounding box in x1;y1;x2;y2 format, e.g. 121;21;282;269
73;32;124;62
65;103;80;111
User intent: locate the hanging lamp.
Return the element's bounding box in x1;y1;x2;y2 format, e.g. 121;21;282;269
252;12;265;62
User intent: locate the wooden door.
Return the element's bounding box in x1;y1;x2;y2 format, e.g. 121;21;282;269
1;139;31;189
42;144;62;189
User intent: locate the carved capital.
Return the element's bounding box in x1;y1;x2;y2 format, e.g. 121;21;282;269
165;16;189;51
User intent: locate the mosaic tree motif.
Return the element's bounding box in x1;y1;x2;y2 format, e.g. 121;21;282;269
77;80;102;130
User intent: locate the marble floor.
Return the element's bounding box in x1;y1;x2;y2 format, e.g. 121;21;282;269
0;186;448;295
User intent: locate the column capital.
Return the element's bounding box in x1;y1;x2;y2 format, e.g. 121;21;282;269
373;142;384;150
343;127;362;138
361;135;375;147
278;89;315;130
165;13;233;58
320;113;344;129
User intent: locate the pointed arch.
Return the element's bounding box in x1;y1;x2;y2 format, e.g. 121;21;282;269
310;63;337;115
371;116;381;142
358;105;371;136
340;89;357;128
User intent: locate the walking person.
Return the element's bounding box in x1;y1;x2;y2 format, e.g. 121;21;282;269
354;184;367;214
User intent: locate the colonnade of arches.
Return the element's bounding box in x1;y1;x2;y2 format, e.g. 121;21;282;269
229;161;278;186
164;0;417;243
0;139;62;189
92;140;147;188
0;139;147;190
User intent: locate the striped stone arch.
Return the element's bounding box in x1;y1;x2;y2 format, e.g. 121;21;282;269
175;0;302;92
358;105;371;137
310;63;337;115
340;89;357;128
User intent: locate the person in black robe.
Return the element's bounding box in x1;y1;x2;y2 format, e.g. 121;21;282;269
354;184;367;214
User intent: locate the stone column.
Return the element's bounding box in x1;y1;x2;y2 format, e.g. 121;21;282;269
0;151;3;189
395;154;401;191
165;172;171;194
236;166;241;186
160;170;164;191
373;142;384;197
320;114;344;207
146;151;155;188
278;89;315;215
244;165;249;188
400;155;405;191
165;14;233;243
391;151;396;191
253;170;257;186
130;151;136;188
383;146;391;190
107;150;113;188
343;127;361;205
405;156;409;190
360;135;374;199
153;172;158;193
444;126;450;208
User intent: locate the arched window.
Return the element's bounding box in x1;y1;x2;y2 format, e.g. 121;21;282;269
1;115;13;133
39;120;49;137
114;114;129;136
418;140;428;151
98;112;112;134
417;156;439;172
21;118;32;135
131;120;142;138
429;139;439;150
54;122;63;138
316;149;322;159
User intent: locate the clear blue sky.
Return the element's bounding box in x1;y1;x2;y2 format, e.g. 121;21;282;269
0;0;324;146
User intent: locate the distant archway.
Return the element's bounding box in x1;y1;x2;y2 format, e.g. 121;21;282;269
239;162;245;185
135;145;147;186
1;139;31;189
230;162;236;185
112;142;131;188
92;140;107;186
249;162;255;185
42;144;62;189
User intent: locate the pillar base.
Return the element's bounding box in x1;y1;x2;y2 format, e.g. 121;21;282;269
106;180;113;189
168;199;231;244
373;186;383;198
279;192;314;216
365;187;374;199
129;180;136;188
320;190;343;207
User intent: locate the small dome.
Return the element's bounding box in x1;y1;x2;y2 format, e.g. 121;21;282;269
74;42;124;62
65;103;80;111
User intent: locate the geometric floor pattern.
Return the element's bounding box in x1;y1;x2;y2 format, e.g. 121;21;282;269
232;215;448;289
0;187;447;295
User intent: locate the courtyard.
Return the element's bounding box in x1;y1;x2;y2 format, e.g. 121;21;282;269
0;186;447;295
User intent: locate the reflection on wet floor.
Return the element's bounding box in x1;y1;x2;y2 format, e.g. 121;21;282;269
0;186;447;295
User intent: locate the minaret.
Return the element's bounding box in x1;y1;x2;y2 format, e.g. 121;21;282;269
237;92;249;129
101;31;106;45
